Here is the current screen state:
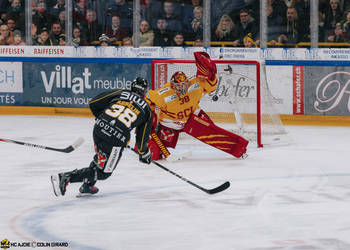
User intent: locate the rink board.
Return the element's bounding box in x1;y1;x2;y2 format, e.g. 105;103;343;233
1;106;350;126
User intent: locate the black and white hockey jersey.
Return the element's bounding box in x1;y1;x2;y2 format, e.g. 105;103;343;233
88;90;152;154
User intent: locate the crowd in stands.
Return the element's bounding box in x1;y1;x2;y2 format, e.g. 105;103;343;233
1;0;350;47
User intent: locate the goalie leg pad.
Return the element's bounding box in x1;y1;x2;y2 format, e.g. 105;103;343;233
147;125;180;161
148;134;165;160
183;113;249;158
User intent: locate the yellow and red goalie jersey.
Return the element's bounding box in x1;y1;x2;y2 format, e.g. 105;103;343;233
145;76;217;130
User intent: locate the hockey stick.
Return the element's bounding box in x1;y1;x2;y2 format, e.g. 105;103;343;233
129;147;230;194
0;137;84;153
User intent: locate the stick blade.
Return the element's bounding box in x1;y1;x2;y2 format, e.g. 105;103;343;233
61;137;84;153
206;181;230;194
72;137;84;149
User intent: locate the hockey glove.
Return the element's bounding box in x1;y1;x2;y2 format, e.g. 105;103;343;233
139;148;152;164
194;51;217;81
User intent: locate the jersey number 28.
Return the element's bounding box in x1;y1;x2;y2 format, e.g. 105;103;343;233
105;104;137;128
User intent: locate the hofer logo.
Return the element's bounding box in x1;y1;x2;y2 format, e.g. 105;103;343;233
41;65;91;94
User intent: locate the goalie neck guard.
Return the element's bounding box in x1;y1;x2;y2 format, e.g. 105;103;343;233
170;71;189;96
131;77;148;97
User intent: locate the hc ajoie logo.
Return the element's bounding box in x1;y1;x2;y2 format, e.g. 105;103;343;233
1;239;9;249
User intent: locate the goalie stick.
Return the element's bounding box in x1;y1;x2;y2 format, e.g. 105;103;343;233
0;137;84;153
129;147;230;194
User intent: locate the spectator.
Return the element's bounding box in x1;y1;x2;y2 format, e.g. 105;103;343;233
268;0;287;18
153;18;172;46
81;9;103;44
122;36;133;46
105;15;129;43
0;24;13;45
98;34;111;46
318;10;326;42
342;10;350;41
72;0;86;25
72;26;88;46
158;0;183;33
327;22;346;42
34;27;54;45
6;16;17;33
261;4;283;46
142;0;163;27
212;14;239;46
50;0;65;17
107;0;133;30
183;0;202;38
7;0;22;14
133;20;154;46
170;31;185;46
211;0;245;29
49;21;63;45
0;12;7;25
278;7;308;45
32;0;52;32
323;0;343;41
10;29;25;45
294;0;310;24
236;8;259;45
31;23;38;42
57;10;65;31
7;0;24;32
186;6;203;40
243;32;258;47
58;33;66;46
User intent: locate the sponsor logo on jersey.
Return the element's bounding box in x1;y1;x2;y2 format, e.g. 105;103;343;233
164;94;177;103
188;82;200;93
158;87;170;95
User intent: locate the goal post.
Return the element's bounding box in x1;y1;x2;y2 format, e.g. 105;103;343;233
151;59;288;147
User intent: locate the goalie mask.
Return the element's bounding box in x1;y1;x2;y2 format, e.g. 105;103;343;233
170;72;189;96
131;77;148;97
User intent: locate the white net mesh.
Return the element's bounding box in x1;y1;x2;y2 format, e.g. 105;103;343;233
152;60;289;146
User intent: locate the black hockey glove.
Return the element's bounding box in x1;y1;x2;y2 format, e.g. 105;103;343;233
139;148;152;164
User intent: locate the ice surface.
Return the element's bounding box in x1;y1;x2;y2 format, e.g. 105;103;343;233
1;115;350;250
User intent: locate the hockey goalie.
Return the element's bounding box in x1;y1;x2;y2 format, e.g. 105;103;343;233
145;51;249;161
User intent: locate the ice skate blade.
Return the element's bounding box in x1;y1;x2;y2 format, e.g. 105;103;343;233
51;174;61;197
76;193;97;198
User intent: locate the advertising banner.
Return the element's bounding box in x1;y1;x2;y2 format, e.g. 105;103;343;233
0;62;23;106
22;62;151;108
2;46;350;61
293;66;304;115
304;66;350;116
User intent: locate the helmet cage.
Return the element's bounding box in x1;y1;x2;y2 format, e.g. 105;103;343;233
171;72;189;96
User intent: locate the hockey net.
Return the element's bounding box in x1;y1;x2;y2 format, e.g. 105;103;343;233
151;59;288;147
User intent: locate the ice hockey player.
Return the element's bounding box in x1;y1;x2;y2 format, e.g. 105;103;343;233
51;77;153;197
145;51;249;161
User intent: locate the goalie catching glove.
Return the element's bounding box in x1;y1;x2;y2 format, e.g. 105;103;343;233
139;148;152;164
194;51;217;81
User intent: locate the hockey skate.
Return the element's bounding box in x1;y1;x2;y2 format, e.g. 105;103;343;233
51;173;70;197
76;183;99;197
